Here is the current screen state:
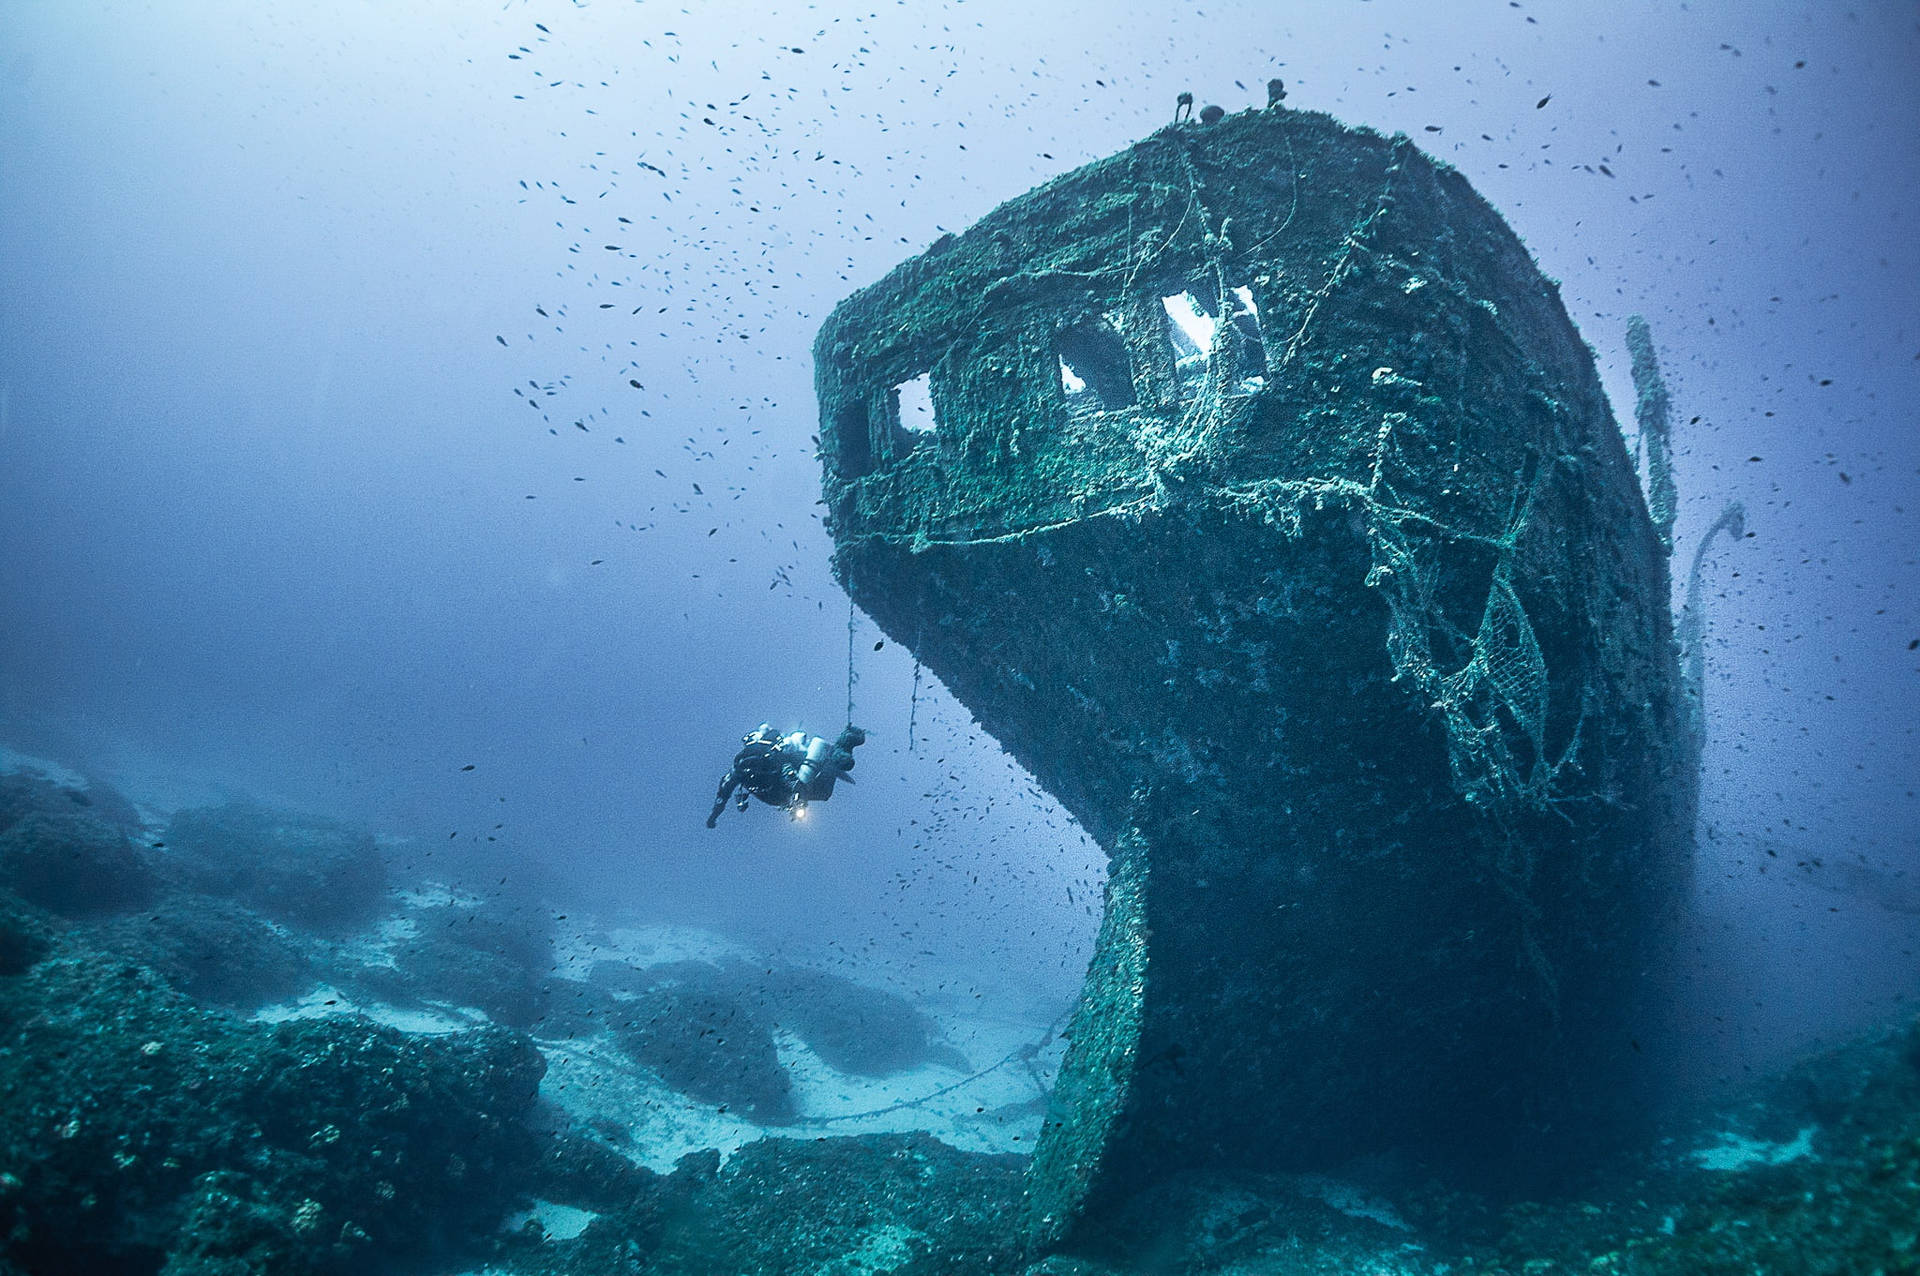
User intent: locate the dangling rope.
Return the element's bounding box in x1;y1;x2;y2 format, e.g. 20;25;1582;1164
906;623;924;752
1241;113;1301;260
844;595;858;726
908;656;923;753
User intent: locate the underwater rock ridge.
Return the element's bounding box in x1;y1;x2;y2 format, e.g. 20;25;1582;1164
7;759;1916;1274
0;771;1039;1275
815;108;1693;1248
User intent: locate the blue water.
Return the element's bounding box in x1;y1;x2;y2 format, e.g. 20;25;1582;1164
0;3;1915;1272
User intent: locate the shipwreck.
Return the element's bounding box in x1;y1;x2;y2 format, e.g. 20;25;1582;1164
814;106;1694;1249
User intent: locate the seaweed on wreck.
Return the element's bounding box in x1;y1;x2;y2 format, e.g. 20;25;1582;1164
816;105;1691;1241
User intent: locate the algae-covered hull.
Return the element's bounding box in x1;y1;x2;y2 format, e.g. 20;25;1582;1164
815;109;1691;1246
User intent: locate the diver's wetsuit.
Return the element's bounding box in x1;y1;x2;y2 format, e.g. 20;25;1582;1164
706;725;866;827
707;733;788;825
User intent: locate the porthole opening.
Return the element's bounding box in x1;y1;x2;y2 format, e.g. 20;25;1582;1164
894;373;938;435
1056;317;1137;410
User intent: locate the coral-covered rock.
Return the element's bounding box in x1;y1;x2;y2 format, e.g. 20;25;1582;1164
760;964;964;1076
590;957;962;1078
608;961;794;1122
160;803;388;935
646;1133;1027;1276
83;891;312;1010
0;893;50;977
0;947;549;1274
0;811;156;917
370;900;560;1030
0;770;89;834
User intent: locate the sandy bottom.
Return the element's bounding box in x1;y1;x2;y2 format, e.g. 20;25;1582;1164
252;903;1062;1173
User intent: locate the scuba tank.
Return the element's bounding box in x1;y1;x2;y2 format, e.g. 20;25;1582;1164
793;734;836;790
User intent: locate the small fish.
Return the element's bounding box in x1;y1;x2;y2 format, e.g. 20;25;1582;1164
1536;94;1551;109
461;764;477;771
874;640;885;651
629;379;642;388
496;335;508;346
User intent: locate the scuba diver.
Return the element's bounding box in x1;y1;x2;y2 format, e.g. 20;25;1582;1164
706;723;868;827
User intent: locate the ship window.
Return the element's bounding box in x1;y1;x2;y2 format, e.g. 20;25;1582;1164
836;400;874;478
1056;317;1136;409
1228;285;1269;391
1162;292;1217;367
893;373;938;434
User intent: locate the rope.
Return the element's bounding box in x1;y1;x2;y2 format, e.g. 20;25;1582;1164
1279;137;1404;366
1119;137;1203;298
791;1008;1072;1127
1241;113;1301;261
845;595;857;725
908;655;923;753
835;493;1160;553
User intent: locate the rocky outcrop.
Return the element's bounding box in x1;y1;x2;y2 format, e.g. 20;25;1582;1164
84;891;313;1010
0;944;555;1274
0;800;156;918
161;803;388;935
605;960;796;1123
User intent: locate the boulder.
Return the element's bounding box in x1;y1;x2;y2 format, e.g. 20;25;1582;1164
607;960;794;1123
0;811;156;917
0;948;549;1274
160;803;387;935
83;891;311;1010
